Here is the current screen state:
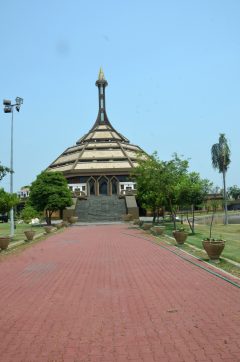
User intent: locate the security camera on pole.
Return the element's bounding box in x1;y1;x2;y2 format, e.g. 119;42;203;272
3;97;23;237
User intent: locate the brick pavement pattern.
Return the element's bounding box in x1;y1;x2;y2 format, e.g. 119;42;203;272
0;224;239;362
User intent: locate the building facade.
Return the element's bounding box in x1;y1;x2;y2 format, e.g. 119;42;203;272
48;69;144;197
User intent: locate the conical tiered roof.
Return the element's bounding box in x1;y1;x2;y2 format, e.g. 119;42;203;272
48;70;144;176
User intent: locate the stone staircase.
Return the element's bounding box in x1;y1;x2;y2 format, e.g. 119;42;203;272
75;195;127;222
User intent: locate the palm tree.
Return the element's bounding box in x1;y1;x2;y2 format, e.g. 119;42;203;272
0;163;10;181
211;134;231;225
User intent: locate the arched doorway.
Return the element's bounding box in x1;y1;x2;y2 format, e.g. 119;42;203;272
111;178;118;195
99;177;108;195
89;178;96;195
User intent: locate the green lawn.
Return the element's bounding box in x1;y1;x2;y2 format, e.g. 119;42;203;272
163;222;240;263
0;222;45;242
147;221;240;278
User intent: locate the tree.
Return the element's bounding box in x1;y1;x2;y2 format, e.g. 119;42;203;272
133;152;189;228
29;171;72;225
0;163;10;181
228;185;240;200
211;133;231;225
159;154;189;230
0;188;18;214
176;172;212;233
133;152;163;223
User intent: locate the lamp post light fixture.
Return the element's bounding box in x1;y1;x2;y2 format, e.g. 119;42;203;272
3;97;23;237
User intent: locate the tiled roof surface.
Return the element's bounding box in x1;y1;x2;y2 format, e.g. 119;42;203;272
47;71;145;174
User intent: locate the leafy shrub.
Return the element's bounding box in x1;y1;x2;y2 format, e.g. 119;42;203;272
21;205;40;223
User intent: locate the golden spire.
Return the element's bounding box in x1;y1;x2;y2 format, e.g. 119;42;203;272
98;67;105;81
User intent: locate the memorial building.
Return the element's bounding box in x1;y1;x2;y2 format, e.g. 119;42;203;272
47;69;144;221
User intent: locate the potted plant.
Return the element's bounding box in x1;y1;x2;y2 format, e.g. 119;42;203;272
142;223;152;230
172;226;188;245
68;216;78;224
122;214;133;222
202;204;225;262
0;188;18;250
56;222;63;229
24;229;36;241
151;225;166;235
44;225;53;234
0;236;11;250
21;205;39;241
133;218;140;225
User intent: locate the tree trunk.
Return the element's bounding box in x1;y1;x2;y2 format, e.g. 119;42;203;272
192;204;195;234
152;210;156;224
157;208;160;223
169;198;176;230
223;169;228;225
186;211;193;234
45;210;52;225
209;211;215;239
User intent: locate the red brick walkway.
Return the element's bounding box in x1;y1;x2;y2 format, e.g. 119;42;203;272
0;224;239;362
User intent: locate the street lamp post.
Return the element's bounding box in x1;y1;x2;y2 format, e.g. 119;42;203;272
3;97;23;237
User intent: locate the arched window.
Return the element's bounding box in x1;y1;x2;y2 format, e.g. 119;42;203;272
99;177;108;195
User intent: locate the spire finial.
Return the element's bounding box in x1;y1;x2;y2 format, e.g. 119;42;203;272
98;67;105;81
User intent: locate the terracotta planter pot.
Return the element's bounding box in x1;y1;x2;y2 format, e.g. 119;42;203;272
202;240;225;261
24;230;36;241
56;223;63;229
68;216;78;224
133;219;141;225
122;214;133;222
151;226;165;235
0;237;11;250
173;231;188;244
142;223;152;230
44;226;53;234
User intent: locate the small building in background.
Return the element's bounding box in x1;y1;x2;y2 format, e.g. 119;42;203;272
17;186;30;199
